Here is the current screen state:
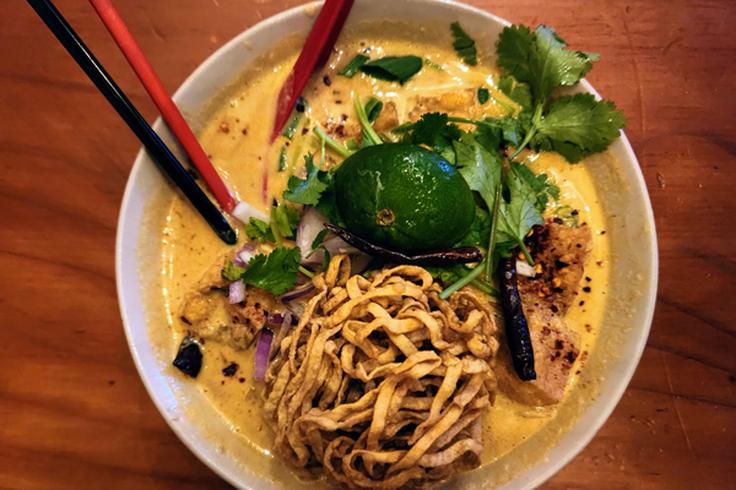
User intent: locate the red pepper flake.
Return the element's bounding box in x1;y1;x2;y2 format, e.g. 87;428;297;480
219;122;230;133
582;286;591;293
323;74;332;86
241;128;248;136
238;377;246;383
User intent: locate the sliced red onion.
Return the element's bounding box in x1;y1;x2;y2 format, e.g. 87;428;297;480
322;235;360;257
296;208;329;262
254;328;273;381
279;283;317;303
268;311;293;360
282;310;293;330
285;301;305;320
237;243;257;265
516;259;536;278
228;279;245;304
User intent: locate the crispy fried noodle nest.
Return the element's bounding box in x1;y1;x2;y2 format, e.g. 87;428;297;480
264;255;500;488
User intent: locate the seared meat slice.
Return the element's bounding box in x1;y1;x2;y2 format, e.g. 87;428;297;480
496;310;579;405
373;101;399;131
179;257;281;349
495;222;591;405
519;222;592;314
408;89;476;121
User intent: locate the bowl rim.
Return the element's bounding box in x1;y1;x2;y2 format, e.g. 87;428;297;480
115;1;658;488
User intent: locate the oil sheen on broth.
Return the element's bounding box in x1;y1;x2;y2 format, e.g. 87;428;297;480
159;27;610;467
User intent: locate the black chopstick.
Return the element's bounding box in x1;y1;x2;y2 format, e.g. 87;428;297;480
26;0;237;245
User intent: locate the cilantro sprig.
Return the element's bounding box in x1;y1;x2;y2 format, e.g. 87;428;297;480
241;247;301;296
496;24;625;162
450;22;478;66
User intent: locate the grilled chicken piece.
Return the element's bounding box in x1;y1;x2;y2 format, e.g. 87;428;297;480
373;101;399;131
519;222;592;314
179;257;280;349
495;222;591;405
496;310;579;405
408;89;476;121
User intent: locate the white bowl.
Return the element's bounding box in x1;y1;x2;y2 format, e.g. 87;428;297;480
116;1;658;488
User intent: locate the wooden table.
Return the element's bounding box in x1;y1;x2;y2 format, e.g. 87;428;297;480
1;0;734;488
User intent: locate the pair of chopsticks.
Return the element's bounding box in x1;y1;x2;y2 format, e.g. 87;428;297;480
26;0;353;244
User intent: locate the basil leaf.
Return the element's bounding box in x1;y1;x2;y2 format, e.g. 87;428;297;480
338;53;369;77
359;56;423;84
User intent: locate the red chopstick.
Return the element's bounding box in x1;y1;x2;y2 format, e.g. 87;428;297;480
88;0;238;214
270;0;354;142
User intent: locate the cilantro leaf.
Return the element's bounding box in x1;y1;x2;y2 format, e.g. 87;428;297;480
245;218;275;243
241;247;301;296
497;75;532;109
271;204;299;240
496;24;598;102
338;53;369;77
450;22;478;66
400;113;463;154
283;154;328;206
359;56;423;84
532;93;626;162
454;205;491;248
221;261;245;281
495;163;545;262
477;87;490;105
508;162;559;213
453;134;503;212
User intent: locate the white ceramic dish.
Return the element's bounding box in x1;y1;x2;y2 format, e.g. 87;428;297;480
116;1;658;488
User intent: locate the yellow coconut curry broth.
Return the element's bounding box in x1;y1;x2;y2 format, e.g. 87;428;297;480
160;23;612;481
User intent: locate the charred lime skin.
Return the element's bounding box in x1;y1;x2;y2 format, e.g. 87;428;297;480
333;143;475;252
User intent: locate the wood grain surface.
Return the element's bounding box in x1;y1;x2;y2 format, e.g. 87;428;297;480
1;0;734;488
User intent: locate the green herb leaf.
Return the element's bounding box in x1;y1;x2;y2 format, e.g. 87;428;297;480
532;93;626;162
338;53;370;77
453;134;503;212
400;112;463;154
495;163;545;262
245;218;275;243
278;144;288;172
354;96;383;146
271;203;299;241
553;204;580;227
497;75;533;109
221;261;245;281
496;24;598;102
359;56;423;84
281;110;302;139
241;247;301;296
477;87;490;105
509;162;559;213
454;205;491;248
311;228;329;251
283;154;329;206
450;22;478;66
364;97;384;123
322;249;331;271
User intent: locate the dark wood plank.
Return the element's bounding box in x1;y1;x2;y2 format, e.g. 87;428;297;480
0;0;733;488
